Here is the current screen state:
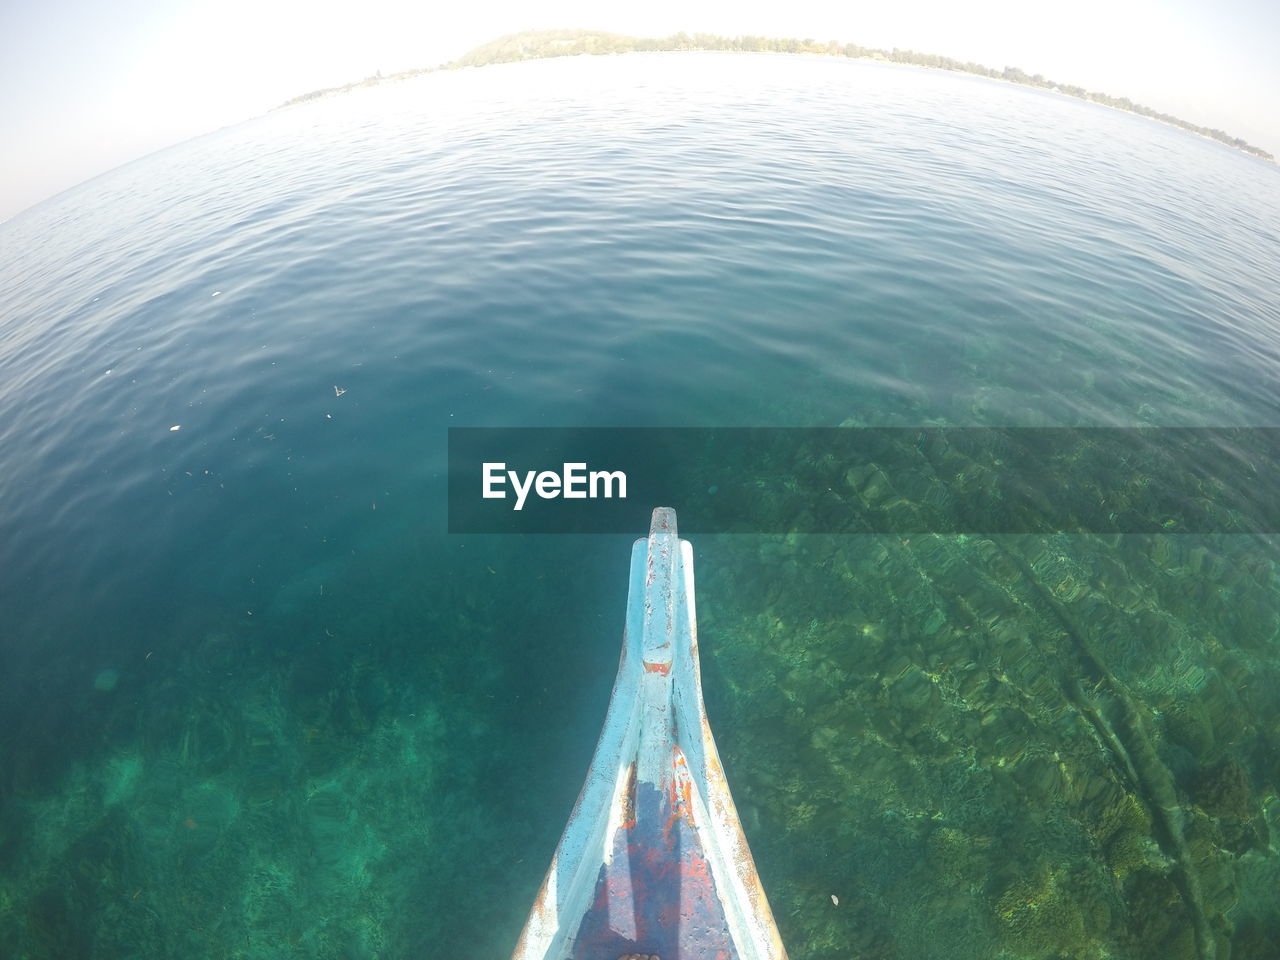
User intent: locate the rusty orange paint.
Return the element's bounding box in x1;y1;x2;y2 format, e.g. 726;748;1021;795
664;747;697;842
619;763;638;830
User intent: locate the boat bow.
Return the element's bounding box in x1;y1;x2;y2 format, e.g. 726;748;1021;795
512;507;787;960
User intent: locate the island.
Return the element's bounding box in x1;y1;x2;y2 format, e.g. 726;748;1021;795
276;29;1274;163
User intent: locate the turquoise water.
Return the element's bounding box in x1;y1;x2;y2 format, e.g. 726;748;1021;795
1;52;1278;958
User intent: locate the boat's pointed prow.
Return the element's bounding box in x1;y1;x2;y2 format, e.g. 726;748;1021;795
512;508;787;960
649;504;678;537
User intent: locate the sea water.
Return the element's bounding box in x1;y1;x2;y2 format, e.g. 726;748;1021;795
1;52;1278;959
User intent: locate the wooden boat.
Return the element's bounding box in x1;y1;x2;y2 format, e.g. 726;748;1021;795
512;507;788;960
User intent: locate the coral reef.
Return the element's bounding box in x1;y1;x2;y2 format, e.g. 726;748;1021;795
3;510;1277;960
994;866;1093;959
1193;758;1255;820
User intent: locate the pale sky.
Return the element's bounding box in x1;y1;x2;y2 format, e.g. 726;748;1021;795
2;0;1277;221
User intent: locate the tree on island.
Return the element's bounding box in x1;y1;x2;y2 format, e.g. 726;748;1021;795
277;28;1273;163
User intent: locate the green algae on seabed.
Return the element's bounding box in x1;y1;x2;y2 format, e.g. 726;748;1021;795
696;528;1279;960
1;434;1279;959
0;533;624;959
0;531;1275;959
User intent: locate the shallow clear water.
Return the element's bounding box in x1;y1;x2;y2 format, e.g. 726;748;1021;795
1;52;1278;959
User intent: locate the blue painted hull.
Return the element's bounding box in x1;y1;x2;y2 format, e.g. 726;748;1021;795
512;508;787;960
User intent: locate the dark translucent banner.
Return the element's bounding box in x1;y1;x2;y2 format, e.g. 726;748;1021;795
447;427;1280;534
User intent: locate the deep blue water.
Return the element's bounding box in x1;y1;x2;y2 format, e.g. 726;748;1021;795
1;52;1278;959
